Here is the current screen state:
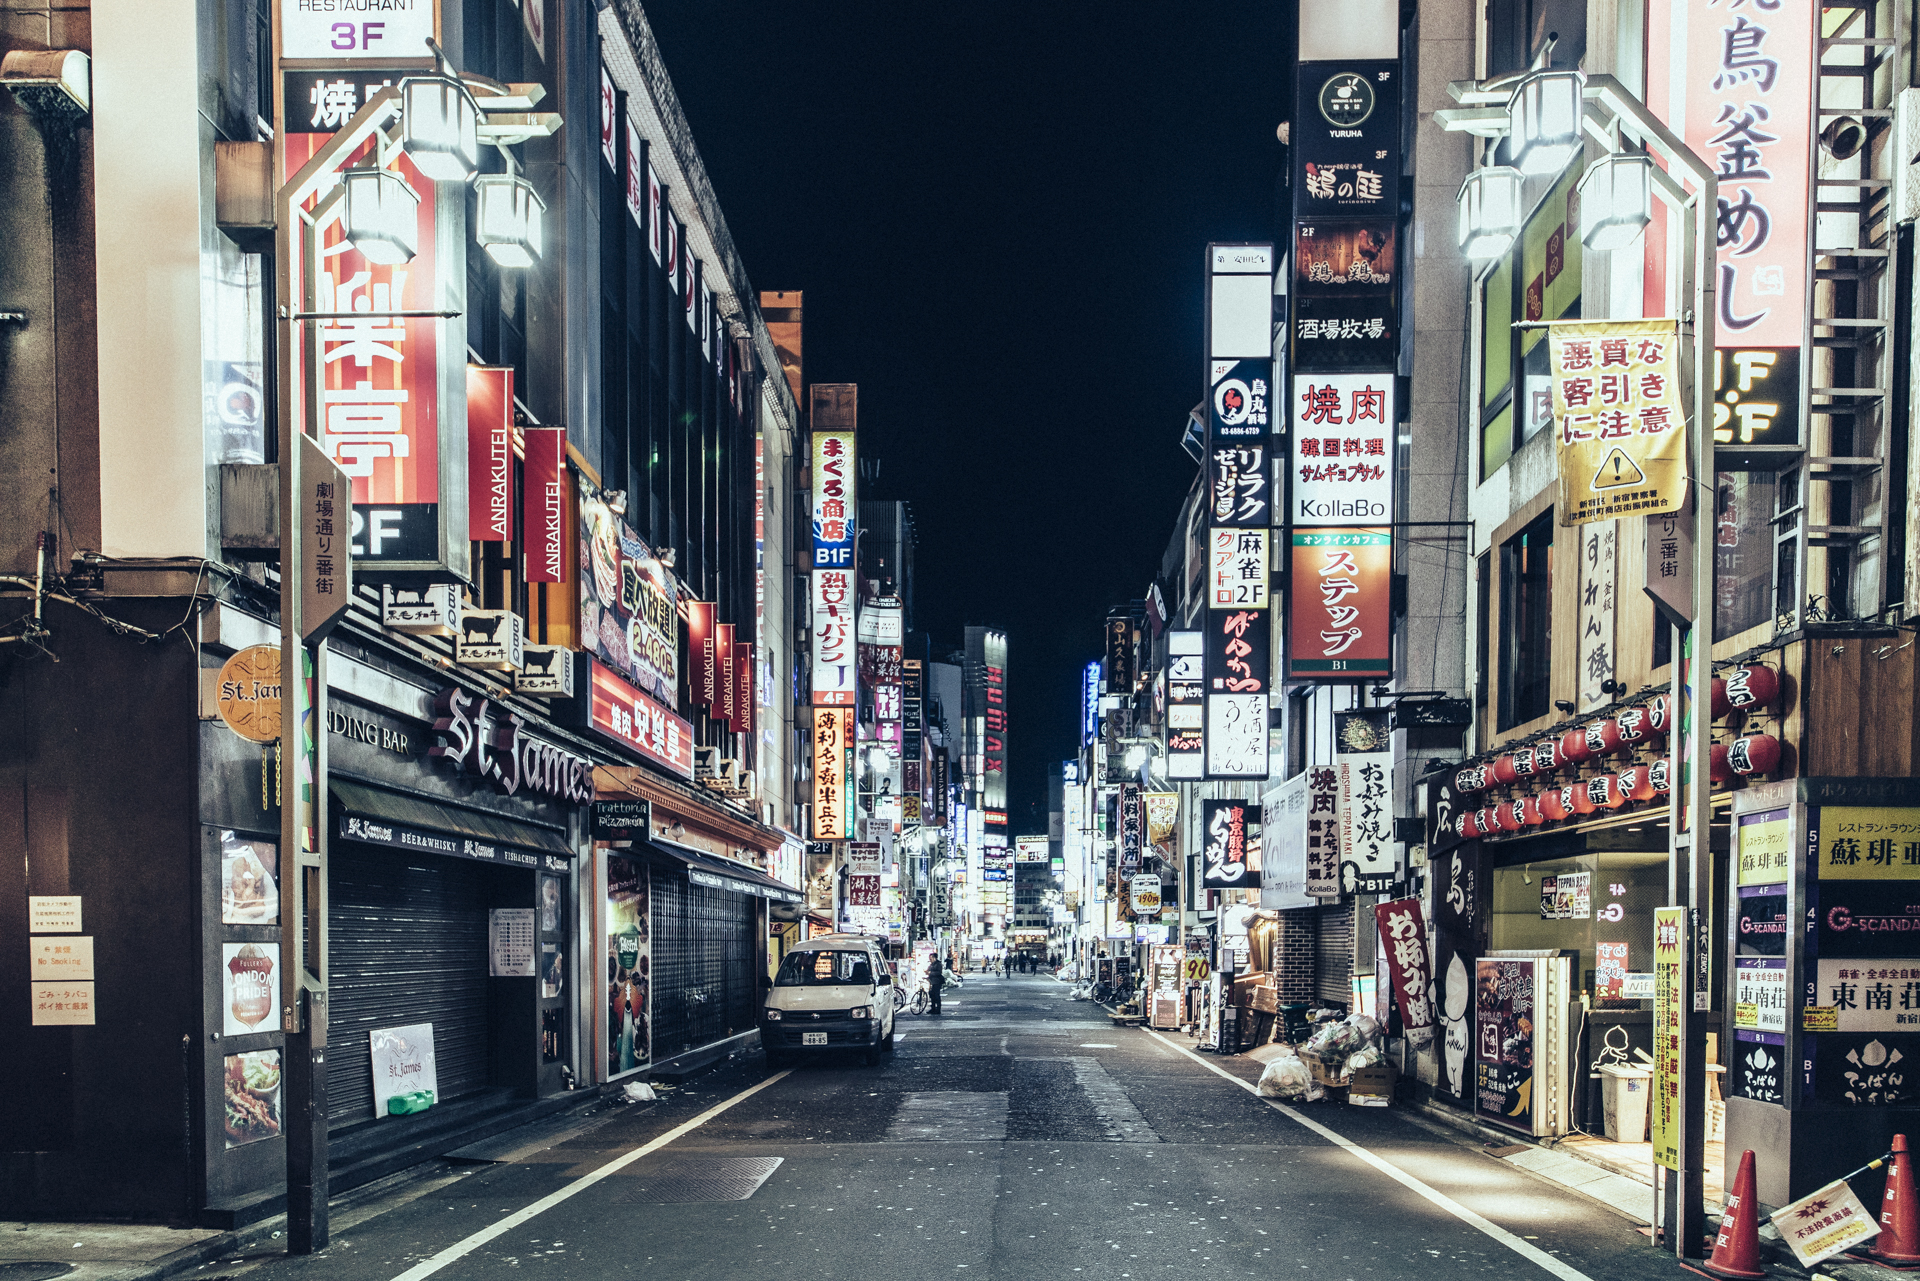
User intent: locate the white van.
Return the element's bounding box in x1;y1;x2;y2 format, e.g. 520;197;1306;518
762;934;897;1067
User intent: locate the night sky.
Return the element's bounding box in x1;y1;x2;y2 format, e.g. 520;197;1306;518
642;4;1296;833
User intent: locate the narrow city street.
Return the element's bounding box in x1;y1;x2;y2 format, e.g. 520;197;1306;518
210;978;1670;1281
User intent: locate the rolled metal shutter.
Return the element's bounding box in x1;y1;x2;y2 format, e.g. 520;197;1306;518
326;845;494;1124
1316;902;1354;1007
648;864;759;1062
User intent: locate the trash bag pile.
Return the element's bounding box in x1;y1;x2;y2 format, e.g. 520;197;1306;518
1068;982;1093;1001
1297;1013;1383;1085
1256;1050;1319;1101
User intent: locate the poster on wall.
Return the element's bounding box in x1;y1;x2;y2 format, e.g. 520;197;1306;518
1474;957;1536;1131
1548;320;1690;526
222;1049;283;1149
1260;774;1315;910
1432;848;1480;1107
1334;711;1396;893
221;831;279;926
222;943;280;1037
369;1023;438;1116
580;485;679;704
489;908;536;977
607;854;652;1075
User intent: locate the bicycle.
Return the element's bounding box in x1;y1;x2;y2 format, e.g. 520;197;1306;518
900;983;930;1015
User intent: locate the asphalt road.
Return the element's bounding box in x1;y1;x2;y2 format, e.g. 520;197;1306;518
228;975;1684;1281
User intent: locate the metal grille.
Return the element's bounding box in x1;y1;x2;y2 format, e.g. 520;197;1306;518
623;1156;783;1202
648;866;758;1060
326;846;499;1124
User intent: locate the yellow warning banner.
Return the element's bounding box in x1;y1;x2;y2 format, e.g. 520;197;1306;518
1548;320;1690;526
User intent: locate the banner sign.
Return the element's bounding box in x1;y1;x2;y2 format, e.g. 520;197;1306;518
1548;320;1689;526
1166;630;1205;780
1290;373;1394;525
688;600;717;711
812;706;852;840
1201;799;1258;889
467;367;512;541
580;488;677;705
1120;784;1143;876
1334;711;1395;893
1207;359;1273;442
522;427;566;583
715;622;736;725
1260;774;1315;910
1653;907;1686;1170
1145;791;1179;846
1209;529;1270;610
1306;766;1341;897
588;660;693;780
1648;0;1814;354
1287;529;1392;678
625;119;645;228
1375;898;1436;1047
1770;1182;1881;1268
1207;440;1270;527
811;431;856;568
810;570;856;705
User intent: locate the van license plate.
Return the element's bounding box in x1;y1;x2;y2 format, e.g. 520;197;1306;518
802;1032;828;1046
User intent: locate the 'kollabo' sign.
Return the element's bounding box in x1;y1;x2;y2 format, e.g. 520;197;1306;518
1549;320;1689;526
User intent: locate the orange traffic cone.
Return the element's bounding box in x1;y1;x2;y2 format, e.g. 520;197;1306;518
1703;1149;1767;1280
1872;1134;1920;1268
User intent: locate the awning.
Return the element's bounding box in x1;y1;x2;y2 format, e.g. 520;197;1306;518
334;779;574;871
647;838;805;904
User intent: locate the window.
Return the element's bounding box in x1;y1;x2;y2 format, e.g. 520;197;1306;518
1475;551;1492;713
1479;162;1584;481
1500;511;1554;729
774;949;875;987
1652;469;1783;668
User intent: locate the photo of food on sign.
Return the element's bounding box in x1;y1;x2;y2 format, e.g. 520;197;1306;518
579;482;680;704
223;1050;281;1149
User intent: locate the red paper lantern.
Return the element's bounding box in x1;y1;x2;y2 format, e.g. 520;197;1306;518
1560;727;1594;766
1711;677;1730;720
1585;718;1628;758
1491;754;1520;786
1589;774;1627;810
1646;694;1673;737
1455;765;1488;794
1520;795;1547;826
1567;781;1598;815
1725;664;1780;712
1474;807;1498;835
1540;788;1573;822
1729;734;1782;776
1616;705;1656;748
1456;811;1479;839
1617;764;1657;802
1532;738;1563;775
1649;756;1673;795
1511;746;1540;781
1709;743;1734;783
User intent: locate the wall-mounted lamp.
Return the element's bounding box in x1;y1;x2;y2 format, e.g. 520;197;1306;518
1456;165;1525;260
341;166;420;265
401;75;480;182
474;174;545;267
1507;67;1584;175
1578;150;1653;251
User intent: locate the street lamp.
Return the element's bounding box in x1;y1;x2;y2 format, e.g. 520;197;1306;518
401;75;480;181
1456;165;1524;259
1578;150;1653;251
341;166;421;265
1507;67;1583;175
475;173;545;267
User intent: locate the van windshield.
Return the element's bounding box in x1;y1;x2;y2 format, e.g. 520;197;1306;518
775;950;874;987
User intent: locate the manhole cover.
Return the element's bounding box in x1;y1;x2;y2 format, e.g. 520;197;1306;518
625;1155;784;1202
0;1265;76;1281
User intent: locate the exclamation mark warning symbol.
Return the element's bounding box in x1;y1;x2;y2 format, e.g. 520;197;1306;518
1591;447;1646;491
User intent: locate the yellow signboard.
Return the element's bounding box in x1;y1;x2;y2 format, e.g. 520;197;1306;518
1549;320;1690;526
1652;907;1685;1171
1814;807;1920;879
1737;810;1792;886
1802;1006;1839;1032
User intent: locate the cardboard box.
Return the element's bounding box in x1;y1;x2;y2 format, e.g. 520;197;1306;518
1250;984;1279;1014
1348;1063;1398;1098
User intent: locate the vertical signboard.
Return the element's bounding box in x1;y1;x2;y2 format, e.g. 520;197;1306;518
1166;631;1204;780
812;706;852;840
810;570;855;705
1290;373;1395;525
1120;783;1143;877
1287;529;1393;679
285;77;462;576
1291;59;1401;370
1334;710;1396;893
810;428;856;569
467;367;513;542
522;427;566;583
1201;798;1259;889
1652;906;1686;1169
687;600;717;711
1647;0;1814;368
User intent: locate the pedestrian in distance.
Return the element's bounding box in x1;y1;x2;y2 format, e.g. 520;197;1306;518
926;953;944;1014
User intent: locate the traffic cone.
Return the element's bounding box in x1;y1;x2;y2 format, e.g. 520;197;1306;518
1872;1134;1920;1268
1703;1149;1767;1280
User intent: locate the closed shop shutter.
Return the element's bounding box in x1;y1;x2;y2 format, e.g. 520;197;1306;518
648;865;759;1062
326;845;495;1125
1316;902;1354;1007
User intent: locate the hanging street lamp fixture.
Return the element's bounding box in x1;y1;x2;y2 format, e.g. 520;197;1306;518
1577;148;1654;252
400;74;481;182
475;173;545;267
1456;165;1525;260
340;165;421;265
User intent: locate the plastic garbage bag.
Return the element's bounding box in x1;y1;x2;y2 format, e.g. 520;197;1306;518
622;1080;657;1103
1345;1045;1383;1074
1258;1051;1313;1100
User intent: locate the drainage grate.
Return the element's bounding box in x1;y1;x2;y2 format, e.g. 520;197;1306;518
624;1155;784;1203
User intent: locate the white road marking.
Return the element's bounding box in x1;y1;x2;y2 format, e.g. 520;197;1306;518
385;1070;791;1281
1142;1029;1598;1281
